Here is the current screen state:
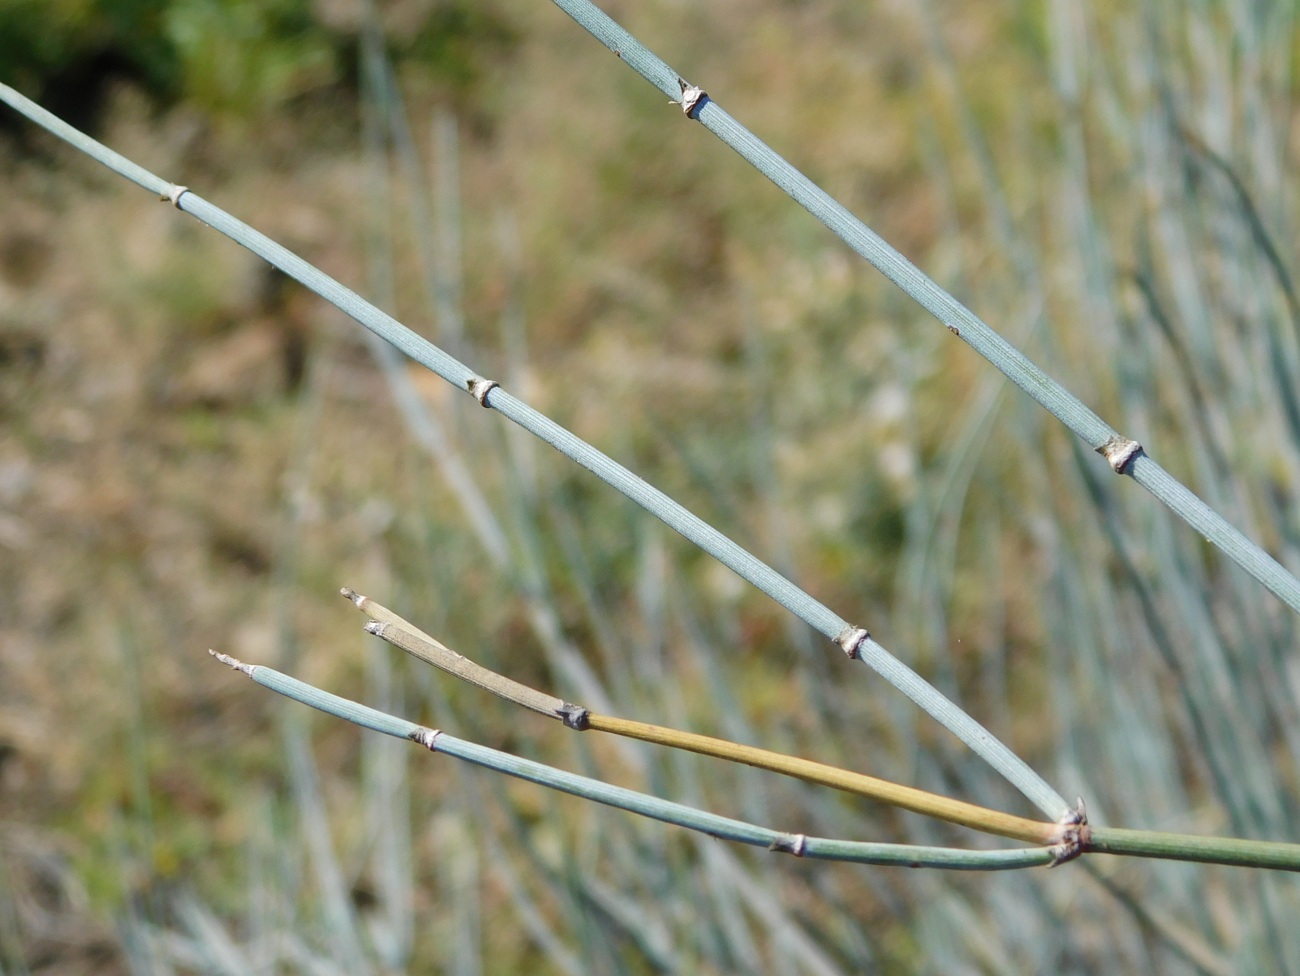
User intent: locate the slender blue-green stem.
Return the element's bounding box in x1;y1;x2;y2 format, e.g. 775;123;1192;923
0;82;1067;819
543;0;1300;622
208;651;1056;871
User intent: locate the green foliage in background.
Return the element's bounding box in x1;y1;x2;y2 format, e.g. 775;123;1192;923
0;0;181;103
0;0;517;123
162;0;337;118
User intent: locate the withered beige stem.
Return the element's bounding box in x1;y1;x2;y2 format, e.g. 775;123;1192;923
343;587;1056;844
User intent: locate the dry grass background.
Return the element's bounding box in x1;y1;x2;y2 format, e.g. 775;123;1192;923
3;0;1300;972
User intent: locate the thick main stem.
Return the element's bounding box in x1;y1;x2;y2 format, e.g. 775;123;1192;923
1088;826;1300;872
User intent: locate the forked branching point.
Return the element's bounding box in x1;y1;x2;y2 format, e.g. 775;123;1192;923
336;591;1300;872
207;646;1062;871
209;593;1300;873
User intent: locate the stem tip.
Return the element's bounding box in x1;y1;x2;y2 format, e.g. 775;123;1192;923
209;649;256;677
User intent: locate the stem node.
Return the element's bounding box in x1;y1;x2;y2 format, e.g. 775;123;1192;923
769;833;808;857
466;376;499;406
676;77;707;117
1096;435;1143;474
836;626;870;660
1049;797;1090;867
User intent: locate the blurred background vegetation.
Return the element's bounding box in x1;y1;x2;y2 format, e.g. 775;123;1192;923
3;0;1300;972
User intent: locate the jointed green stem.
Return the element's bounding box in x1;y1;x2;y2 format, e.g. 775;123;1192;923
1088;826;1300;872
